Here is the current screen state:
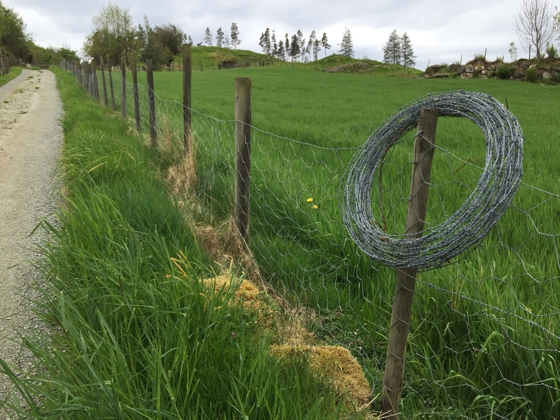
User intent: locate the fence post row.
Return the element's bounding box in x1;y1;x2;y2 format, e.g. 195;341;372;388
131;58;141;133
146;59;157;146
234;78;252;245
381;108;439;419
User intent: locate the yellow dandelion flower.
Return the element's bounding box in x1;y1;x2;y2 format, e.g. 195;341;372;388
313;205;319;209
306;197;314;203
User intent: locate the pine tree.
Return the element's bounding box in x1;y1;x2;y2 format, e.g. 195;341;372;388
216;27;224;47
285;33;290;56
204;27;213;46
277;40;285;60
290;34;300;61
401;32;416;68
295;30;303;60
230;22;241;49
383;30;401;64
308;30;316;61
313;39;321;61
321;32;330;57
338;28;354;58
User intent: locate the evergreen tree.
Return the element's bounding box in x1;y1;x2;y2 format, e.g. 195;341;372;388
401;32;416;68
216;27;224;47
277;40;285;60
230;22;241;49
338;28;354;58
140;16;172;70
307;30;316;61
297;30;305;61
259;28;271;55
383;29;401;64
204;27;212;46
313;39;321;61
321;32;330;57
224;32;230;49
271;30;277;50
285;33;290;56
290;34;300;61
155;24;186;55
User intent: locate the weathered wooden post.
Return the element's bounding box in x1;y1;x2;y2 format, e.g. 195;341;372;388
100;56;108;106
106;54;116;110
146;59;157;146
120;58;127;120
235;78;252;244
92;61;100;101
183;44;193;154
131;58;141;133
381;108;438;419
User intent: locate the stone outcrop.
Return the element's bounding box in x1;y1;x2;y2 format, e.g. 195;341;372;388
425;58;560;82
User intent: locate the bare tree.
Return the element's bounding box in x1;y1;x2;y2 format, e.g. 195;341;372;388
514;0;555;59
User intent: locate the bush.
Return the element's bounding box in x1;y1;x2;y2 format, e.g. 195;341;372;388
496;65;514;80
525;67;539;83
546;43;558;59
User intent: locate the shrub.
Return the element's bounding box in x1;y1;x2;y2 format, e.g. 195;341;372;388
496;65;514;80
546;44;558;59
525;67;539;83
449;72;459;79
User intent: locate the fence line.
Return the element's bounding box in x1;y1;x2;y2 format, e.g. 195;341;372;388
60;59;560;419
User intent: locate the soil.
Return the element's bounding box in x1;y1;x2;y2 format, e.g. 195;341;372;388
0;69;63;417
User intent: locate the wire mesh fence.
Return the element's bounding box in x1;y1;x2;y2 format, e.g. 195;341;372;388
62;61;560;418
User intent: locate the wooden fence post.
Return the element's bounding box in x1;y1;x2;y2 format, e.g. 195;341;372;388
120;58;127;120
107;54;116;110
235;78;252;244
92;62;100;101
183;44;193;154
100;56;108;106
131;58;141;133
146;59;157;146
381;108;438;419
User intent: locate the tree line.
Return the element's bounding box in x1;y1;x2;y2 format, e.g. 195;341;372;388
82;4;190;70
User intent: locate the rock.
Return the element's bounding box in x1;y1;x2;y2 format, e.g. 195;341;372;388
465;66;473;73
513;70;524;78
457;65;466;74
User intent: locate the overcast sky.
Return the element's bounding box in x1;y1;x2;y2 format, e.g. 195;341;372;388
4;0;558;68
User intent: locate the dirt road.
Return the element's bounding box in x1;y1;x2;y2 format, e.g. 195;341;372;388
0;69;63;414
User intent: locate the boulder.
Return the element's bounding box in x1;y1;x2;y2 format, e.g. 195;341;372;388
457;65;466;74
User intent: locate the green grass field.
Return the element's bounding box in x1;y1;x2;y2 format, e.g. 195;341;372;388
106;60;559;418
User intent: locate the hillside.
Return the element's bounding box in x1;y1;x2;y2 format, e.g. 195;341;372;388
171;46;422;77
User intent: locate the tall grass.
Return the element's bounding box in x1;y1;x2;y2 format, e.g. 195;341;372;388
0;67;367;419
104;65;560;418
0;66;22;88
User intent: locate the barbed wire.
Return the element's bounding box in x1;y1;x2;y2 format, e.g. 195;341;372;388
343;90;524;270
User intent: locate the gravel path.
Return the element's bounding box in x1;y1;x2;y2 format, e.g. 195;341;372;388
0;69;63;417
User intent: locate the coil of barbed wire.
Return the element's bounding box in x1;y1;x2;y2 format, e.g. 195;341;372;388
343;90;524;270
